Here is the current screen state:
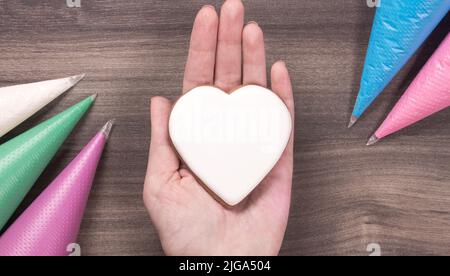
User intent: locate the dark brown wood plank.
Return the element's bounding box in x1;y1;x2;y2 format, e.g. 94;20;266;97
0;0;449;256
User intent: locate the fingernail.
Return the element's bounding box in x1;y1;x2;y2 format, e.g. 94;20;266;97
202;4;215;11
247;21;259;26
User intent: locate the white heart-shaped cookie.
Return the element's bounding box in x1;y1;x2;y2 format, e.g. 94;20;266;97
169;85;292;206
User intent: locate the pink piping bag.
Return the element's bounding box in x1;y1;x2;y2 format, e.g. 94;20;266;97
0;120;114;256
368;34;450;145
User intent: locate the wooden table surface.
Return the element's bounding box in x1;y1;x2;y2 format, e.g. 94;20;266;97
0;0;449;256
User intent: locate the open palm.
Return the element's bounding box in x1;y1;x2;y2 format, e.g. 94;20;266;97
144;0;294;256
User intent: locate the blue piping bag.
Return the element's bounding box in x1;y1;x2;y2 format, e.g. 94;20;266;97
350;0;450;126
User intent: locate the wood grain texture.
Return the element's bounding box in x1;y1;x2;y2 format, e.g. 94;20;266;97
0;0;449;256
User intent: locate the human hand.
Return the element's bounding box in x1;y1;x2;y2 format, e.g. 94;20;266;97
144;0;294;256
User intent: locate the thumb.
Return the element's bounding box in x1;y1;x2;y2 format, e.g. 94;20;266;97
145;97;180;194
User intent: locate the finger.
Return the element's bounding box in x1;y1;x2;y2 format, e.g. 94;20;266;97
243;22;267;87
183;5;219;93
146;97;180;185
271;61;294;118
256;61;295;203
270;60;295;186
214;0;244;92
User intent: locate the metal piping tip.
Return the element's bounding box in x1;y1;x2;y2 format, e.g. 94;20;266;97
366;135;379;146
90;93;98;101
347;115;358;128
100;119;115;140
69;73;86;86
